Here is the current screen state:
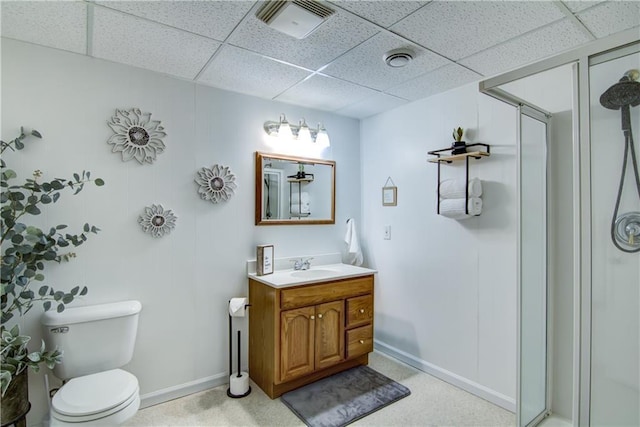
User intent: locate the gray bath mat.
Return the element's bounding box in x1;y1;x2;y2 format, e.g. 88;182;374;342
280;365;410;427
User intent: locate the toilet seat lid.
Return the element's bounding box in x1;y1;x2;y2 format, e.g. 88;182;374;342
52;369;138;417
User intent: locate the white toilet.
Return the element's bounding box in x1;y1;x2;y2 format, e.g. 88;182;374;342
41;300;142;426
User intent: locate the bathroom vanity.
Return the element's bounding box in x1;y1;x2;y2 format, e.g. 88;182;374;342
247;263;375;398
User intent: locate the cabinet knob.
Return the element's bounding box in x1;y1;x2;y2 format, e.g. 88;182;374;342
359;339;365;344
317;313;323;319
359;309;365;314
310;315;315;320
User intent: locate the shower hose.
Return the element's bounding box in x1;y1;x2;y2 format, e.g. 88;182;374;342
611;127;640;253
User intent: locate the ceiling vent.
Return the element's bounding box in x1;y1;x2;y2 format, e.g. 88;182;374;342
383;48;415;68
257;0;335;39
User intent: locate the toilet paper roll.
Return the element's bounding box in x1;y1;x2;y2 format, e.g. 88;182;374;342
229;297;247;317
229;372;250;396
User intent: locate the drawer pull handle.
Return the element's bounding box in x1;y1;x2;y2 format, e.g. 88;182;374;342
318;314;323;319
310;315;315;320
359;339;365;344
359;309;365;314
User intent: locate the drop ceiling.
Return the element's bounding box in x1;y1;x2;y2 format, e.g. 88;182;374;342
2;1;638;119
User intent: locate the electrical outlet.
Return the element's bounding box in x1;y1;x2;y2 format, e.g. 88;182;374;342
384;225;391;240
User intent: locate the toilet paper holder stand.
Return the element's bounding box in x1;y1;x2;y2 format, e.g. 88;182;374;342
227;301;252;398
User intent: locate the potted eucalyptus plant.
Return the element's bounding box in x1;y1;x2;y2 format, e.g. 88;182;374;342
0;127;104;424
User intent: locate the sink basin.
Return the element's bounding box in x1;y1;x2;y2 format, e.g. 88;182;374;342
290;269;337;278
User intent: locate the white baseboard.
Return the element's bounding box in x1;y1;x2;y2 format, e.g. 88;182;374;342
139;372;229;409
374;340;516;413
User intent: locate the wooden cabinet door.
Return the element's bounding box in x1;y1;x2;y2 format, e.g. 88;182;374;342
280;306;315;383
315;300;344;370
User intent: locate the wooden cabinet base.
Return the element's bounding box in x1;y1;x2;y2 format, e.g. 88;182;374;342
249;275;374;400
257;354;368;399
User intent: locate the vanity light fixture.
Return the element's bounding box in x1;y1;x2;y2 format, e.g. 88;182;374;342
263;114;330;147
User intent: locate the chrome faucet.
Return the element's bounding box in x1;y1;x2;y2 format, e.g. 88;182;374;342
292;257;313;270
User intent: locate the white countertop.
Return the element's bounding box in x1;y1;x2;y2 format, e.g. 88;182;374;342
248;263;377;288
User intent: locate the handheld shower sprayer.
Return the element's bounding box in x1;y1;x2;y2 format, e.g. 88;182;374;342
600;69;640;252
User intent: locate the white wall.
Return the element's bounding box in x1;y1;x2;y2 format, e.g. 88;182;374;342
1;39;362;425
360;83;518;408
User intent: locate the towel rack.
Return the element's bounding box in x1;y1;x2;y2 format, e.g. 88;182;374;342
427;143;490;215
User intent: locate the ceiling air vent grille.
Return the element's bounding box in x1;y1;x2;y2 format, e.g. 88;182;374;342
256;0;335;39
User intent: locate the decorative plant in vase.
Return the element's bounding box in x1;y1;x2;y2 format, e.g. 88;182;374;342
0;127;104;424
451;127;467;155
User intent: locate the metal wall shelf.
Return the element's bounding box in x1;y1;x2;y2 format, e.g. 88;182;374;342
427;143;490;215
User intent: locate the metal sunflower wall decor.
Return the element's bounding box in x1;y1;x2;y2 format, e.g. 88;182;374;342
138;204;177;238
195;164;237;203
107;108;167;164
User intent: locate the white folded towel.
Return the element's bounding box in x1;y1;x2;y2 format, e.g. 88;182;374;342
439;178;482;199
291;191;310;203
439;197;482;220
290;202;310;215
344;218;363;266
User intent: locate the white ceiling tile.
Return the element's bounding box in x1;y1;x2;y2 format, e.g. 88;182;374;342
198;46;311;99
336;92;409;119
460;19;590;78
322;32;451;91
577;1;640;38
227;7;379;70
1;1;86;54
385;64;481;101
391;1;565;60
329;0;427;28
92;7;221;80
95;1;254;42
276;74;381;111
561;1;605;13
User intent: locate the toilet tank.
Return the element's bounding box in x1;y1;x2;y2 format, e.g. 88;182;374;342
41;300;142;380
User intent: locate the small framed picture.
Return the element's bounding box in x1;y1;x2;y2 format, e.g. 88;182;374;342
382;186;397;206
257;244;274;276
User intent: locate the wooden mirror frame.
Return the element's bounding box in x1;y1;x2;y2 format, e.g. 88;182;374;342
255;151;336;225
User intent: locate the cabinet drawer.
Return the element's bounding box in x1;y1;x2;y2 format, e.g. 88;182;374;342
346;324;373;359
281;275;373;310
346;294;373;328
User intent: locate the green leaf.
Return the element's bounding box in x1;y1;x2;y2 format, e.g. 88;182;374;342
56;225;68;230
80;286;88;296
43;301;51;311
70;286;79;295
10;234;24;244
52;192;60;203
38;286;49;296
50;181;64;190
56;304;65;313
83;223;90;233
62;294;74;304
73;173;80;182
3;169;17;179
34;274;45;281
31;130;42;138
94;178;105;186
40;194;52;204
25;205;41;215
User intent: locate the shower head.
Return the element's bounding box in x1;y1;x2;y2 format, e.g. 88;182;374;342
600;69;640;110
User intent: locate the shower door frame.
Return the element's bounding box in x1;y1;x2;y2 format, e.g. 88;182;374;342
480;28;640;426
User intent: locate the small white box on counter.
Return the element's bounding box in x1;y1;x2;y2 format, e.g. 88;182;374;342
256;244;274;276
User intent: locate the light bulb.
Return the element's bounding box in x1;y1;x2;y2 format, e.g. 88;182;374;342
315;123;330;148
298;118;312;144
278;114;292;140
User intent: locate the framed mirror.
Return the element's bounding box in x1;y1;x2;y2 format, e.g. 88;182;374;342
255;152;335;225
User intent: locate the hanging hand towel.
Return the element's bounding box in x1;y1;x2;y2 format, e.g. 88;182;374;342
439;197;482;220
344;218;363;266
439;178;482;199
